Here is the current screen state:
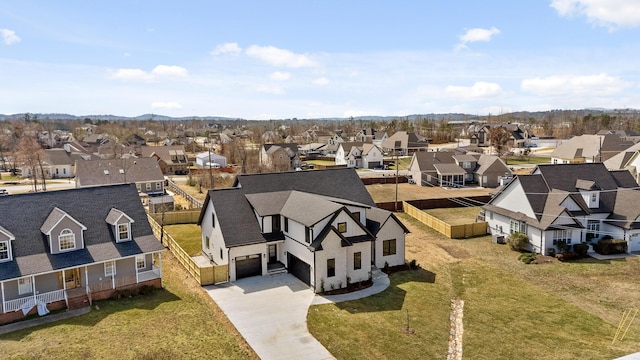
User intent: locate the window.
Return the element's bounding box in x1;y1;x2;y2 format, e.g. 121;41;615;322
156;182;162;190
118;223;130;241
489;212;493;220
0;241;8;261
18;277;32;295
463;161;471;169
59;229;76;251
220;248;223;259
105;261;116;277
383;239;396;256
272;215;281;232
520;223;528;235
205;236;210;249
146;183;152;191
337;222;347;233
591;193;597;202
553;229;572;245
63;168;67;174
510;220;519;234
212;213;216;228
354;252;361;270
136;255;146;270
327;259;335;277
351;212;360;222
587;220;600;239
136;183;141;191
305;227;311;243
284;217;289;232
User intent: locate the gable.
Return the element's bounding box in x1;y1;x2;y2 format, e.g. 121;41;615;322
489;178;537;219
551;210;580;226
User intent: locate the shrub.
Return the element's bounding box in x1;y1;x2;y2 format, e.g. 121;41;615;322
507;232;529;251
555;252;579;262
408;259;419;270
556;241;571;253
546;248;556;257
518;253;537;264
593;238;627;255
573;243;589;257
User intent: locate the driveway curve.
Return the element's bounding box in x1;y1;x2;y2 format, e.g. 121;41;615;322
205;274;335;360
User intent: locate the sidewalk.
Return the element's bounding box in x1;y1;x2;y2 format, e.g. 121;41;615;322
0;307;91;336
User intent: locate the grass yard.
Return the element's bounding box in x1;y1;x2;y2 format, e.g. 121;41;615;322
308;213;640;359
366;183;492;203
423;206;481;225
0;251;257;360
164;224;203;256
504;156;550;165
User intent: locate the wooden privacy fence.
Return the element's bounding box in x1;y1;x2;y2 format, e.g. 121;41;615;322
149;210;202;225
403;201;487;239
166;179;204;209
147;214;227;285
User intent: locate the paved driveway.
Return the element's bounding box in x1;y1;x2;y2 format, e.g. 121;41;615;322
205;274;335;360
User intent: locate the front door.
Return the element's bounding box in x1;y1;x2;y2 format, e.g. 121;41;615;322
268;244;277;264
64;268;80;289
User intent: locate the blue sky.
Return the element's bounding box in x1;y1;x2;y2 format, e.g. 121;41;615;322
1;1;640;119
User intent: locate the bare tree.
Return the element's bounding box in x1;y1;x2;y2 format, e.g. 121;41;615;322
488;126;511;155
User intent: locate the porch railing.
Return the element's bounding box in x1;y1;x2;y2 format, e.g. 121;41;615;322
138;266;161;283
4;289;66;313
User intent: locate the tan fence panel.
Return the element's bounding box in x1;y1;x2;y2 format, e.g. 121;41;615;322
150;210;201;225
403;201;487;239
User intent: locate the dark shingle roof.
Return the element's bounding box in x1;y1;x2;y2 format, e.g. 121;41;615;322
0;184;164;281
76;157;164;187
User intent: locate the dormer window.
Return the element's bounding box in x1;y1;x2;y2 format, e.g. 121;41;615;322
118;224;131;241
59;229;76;251
0;241;9;261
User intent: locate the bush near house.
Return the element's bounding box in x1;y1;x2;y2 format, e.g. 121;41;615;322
573;243;589;257
593;238;628;255
507;232;528;251
518;253;537;264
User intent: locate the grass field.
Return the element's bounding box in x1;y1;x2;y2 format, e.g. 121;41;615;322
423;206;481;225
0;252;257;360
164;224;203;256
366;183;492;203
504;156;550;165
308;213;640;359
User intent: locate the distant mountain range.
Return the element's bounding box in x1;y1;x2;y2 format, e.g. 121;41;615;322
1;109;638;122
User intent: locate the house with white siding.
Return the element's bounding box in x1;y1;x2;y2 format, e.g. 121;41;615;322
483;163;640;255
197;168;408;292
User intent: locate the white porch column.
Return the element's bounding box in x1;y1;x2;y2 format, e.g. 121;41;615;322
85;267;89;289
111;264;116;290
135;256;139;284
1;282;5;314
32;275;37;304
158;252;163;277
62;270;66;290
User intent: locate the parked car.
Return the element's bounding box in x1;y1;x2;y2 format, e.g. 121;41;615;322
0;189;9;196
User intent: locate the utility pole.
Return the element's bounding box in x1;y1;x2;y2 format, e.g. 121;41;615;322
208;145;214;189
395;151;399;212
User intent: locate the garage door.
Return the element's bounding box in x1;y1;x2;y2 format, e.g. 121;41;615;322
287;253;311;285
629;235;640;252
235;254;262;279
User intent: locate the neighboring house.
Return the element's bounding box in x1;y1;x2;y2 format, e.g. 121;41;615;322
482;163;640;255
550;134;634;164
75;157;165;196
381;131;429;156
96;141;136;160
408;150;511;188
335;142;384;169
0;184;164;325
354;128;377;143
604;142;640;184
259;143;301;171
20;144;92;179
469;123;531;149
140;145;190;175
195;152;227;168
197;169;409;292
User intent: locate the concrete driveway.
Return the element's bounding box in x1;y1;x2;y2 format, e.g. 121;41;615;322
205;274;335;360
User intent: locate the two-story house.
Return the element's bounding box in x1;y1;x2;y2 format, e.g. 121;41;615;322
140;145;190;175
0;184;164;325
197;169;408;292
335;143;384;169
483;163;640;255
75;157;166;196
259;143;301;171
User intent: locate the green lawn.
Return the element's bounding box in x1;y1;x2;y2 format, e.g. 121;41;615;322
164;224;203;256
308;213;640;359
0;253;256;360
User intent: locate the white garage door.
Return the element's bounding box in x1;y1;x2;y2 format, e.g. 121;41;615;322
629;234;640;252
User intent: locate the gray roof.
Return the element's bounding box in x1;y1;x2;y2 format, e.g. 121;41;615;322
486;163;640;230
44;148;92;166
604;141;640;170
75;157;164;187
382;131;428;150
0;184;164;281
140;145;188;164
433;163;467;175
551;134;634;161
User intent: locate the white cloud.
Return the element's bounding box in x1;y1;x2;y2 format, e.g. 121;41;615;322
445;82;503;99
255;85;284;95
313;77;329;85
108;65;187;81
456;27;500;49
151;101;183;110
269;71;291;81
245;45;317;68
551;0;640;29
520;73;630;96
151;65;188;77
211;42;242;56
109;68;154;81
1;29;21;45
